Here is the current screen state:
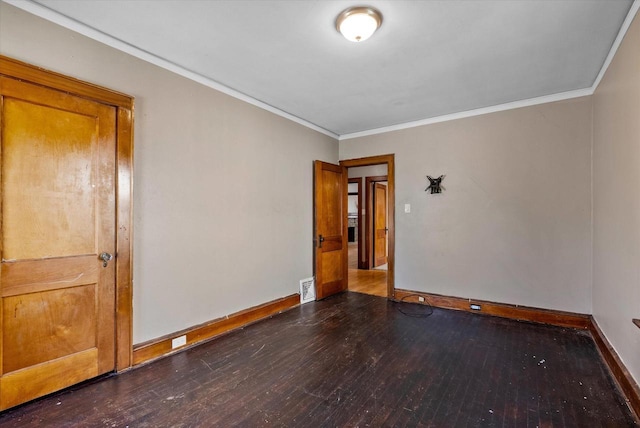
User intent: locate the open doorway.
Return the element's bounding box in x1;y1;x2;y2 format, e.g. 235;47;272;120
340;155;395;299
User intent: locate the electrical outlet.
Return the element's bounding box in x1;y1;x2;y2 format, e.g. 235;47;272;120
470;304;481;311
418;296;425;302
172;335;187;349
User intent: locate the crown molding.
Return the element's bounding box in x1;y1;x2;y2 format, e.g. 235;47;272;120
590;0;640;92
3;0;339;140
339;1;639;141
7;0;638;142
339;88;593;141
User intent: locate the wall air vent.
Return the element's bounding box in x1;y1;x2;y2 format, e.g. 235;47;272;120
299;277;316;304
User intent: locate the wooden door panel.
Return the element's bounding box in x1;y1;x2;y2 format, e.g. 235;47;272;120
314;161;347;300
321;251;343;284
0;76;116;409
2;87;99;260
3;285;97;373
1;256;99;297
0;348;98;410
2;90;98;260
318;236;342;252
320;170;342;236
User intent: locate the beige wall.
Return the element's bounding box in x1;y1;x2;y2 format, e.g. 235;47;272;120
341;97;593;314
593;11;640;384
347;165;388;179
0;3;338;343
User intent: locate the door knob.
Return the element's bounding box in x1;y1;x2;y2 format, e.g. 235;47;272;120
99;252;113;267
318;235;325;248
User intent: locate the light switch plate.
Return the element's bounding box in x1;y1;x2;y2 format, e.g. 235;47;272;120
404;204;411;213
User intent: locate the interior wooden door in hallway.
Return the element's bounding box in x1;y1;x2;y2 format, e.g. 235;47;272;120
0;76;117;410
373;183;387;267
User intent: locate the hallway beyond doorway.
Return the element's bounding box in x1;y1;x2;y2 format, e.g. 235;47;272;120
348;243;387;297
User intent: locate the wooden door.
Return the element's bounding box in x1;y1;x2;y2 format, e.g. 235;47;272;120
373;183;388;267
0;76;117;410
313;161;348;299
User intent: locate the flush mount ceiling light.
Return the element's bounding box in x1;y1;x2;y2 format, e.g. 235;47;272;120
335;6;383;42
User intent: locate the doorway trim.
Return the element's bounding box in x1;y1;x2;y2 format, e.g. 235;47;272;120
340;154;395;298
0;55;134;371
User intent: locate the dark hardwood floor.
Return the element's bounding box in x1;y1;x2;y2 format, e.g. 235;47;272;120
1;293;636;427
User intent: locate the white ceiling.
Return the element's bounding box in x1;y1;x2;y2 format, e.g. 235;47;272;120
16;0;636;138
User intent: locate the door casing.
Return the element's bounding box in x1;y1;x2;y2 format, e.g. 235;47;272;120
340;155;395;299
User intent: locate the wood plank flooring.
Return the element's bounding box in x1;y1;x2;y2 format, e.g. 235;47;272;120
0;293;636;427
348;268;387;297
348;241;387;297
